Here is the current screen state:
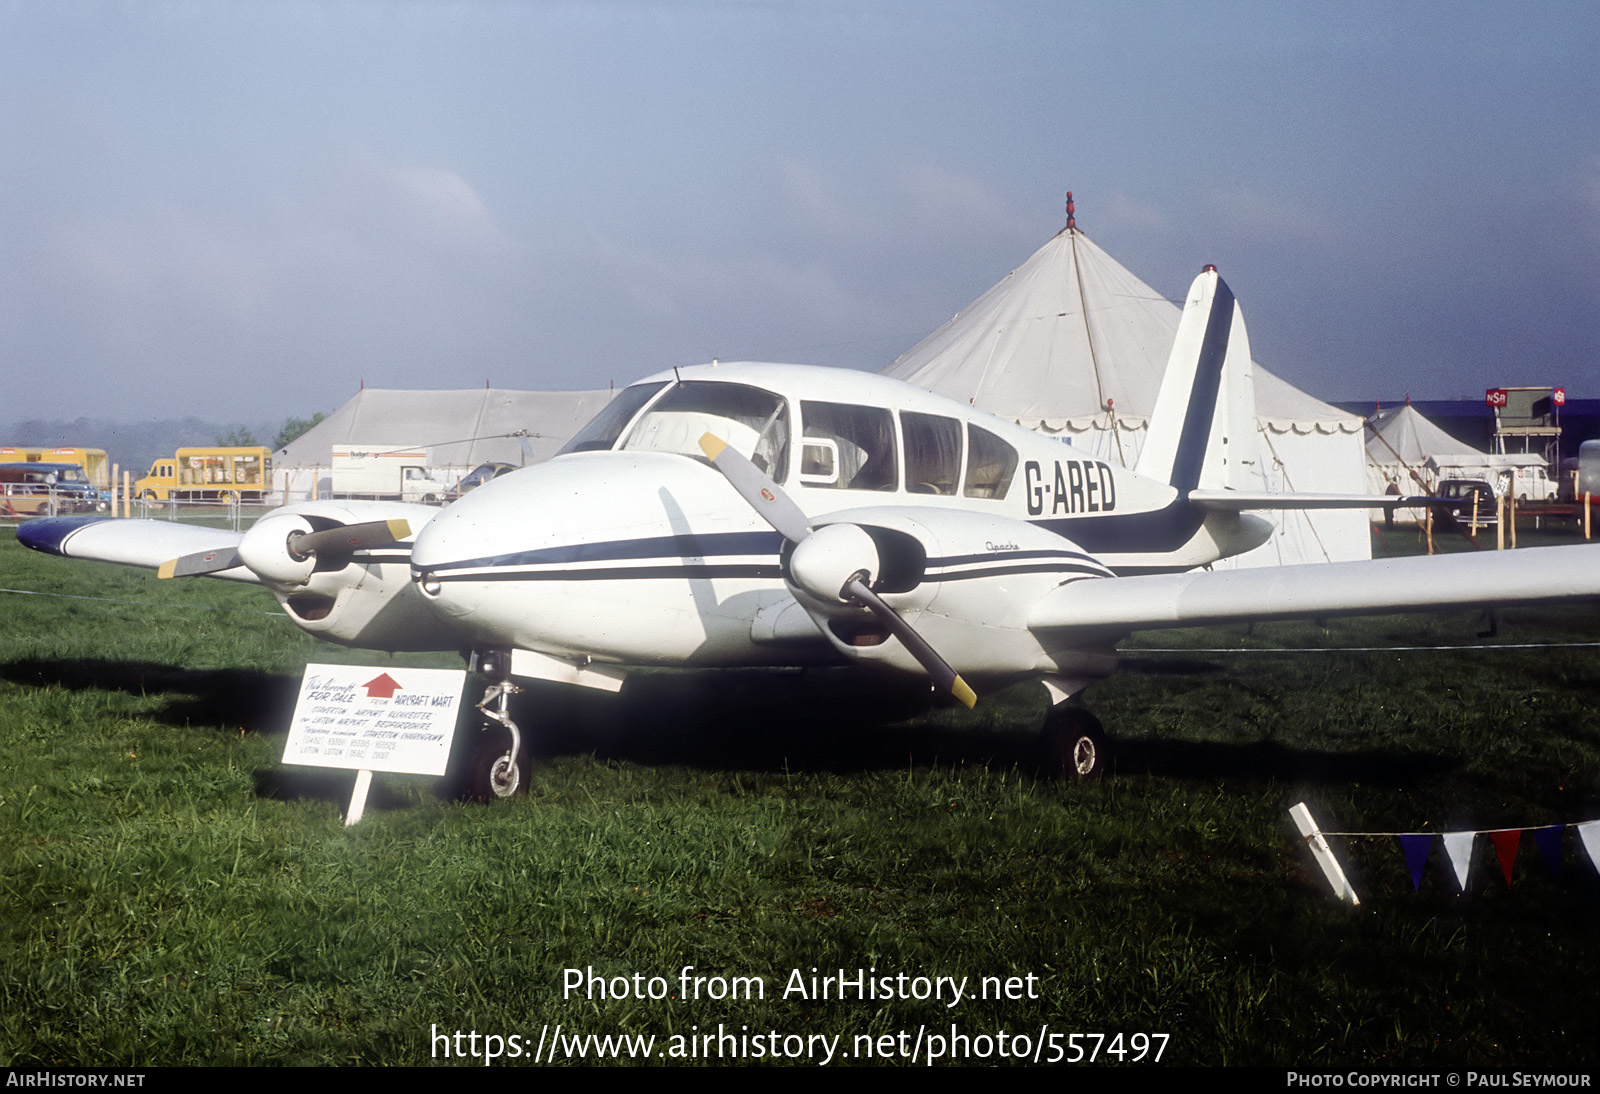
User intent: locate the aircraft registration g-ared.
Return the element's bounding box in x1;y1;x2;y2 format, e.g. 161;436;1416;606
20;269;1600;796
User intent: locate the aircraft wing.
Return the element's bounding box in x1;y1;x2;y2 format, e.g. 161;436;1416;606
1029;544;1600;636
1188;490;1436;511
18;515;256;583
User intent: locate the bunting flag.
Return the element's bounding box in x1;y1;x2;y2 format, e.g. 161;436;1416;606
1533;825;1564;877
1399;833;1433;891
1296;810;1600;899
1488;830;1521;888
1442;832;1476;891
1580;821;1600;872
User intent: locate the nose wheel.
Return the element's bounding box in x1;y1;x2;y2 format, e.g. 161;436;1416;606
466;654;530;799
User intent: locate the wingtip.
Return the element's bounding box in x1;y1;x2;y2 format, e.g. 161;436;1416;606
698;433;728;461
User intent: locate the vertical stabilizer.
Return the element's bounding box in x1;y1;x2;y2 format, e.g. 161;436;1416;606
1134;268;1257;492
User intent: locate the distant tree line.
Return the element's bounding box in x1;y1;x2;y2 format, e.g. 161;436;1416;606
213;412;327;451
272;412;326;451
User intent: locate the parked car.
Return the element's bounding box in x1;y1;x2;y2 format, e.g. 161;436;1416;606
447;461;518;502
1436;478;1497;529
0;462;104;516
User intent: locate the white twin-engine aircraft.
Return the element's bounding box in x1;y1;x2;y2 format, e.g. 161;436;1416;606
21;269;1600;795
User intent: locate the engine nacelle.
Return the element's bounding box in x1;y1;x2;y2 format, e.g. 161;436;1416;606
786;504;1118;685
254;499;463;652
237;514;318;586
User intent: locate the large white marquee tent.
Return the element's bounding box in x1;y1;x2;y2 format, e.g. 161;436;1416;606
884;224;1371;566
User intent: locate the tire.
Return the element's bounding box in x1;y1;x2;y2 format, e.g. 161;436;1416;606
1042;705;1109;780
465;726;532;800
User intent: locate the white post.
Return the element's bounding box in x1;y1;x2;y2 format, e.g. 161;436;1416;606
345;769;374;827
1290;802;1360;906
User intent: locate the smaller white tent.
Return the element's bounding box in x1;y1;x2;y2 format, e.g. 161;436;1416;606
273;386;613;501
1364;404;1485;496
1365;404;1555;517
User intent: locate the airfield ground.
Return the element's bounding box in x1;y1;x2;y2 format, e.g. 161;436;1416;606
2;524;1598;1067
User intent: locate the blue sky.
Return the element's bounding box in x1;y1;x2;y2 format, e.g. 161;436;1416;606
4;1;1597;424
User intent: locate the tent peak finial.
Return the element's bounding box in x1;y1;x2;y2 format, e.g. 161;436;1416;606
1065;191;1076;231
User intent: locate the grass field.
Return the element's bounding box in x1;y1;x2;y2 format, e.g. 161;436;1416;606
2;522;1599;1067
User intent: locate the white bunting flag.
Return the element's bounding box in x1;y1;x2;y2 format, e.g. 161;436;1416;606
1578;821;1600;873
1442;831;1476;891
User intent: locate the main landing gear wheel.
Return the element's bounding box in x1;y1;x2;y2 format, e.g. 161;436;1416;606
1043;706;1108;781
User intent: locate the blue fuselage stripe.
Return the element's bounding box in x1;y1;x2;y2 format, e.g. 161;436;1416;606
425;530;785;573
421;505;1209;584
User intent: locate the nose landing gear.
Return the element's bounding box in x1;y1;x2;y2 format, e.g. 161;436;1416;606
466;649;530;799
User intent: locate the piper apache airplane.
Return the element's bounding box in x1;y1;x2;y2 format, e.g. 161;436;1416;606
20;269;1600;797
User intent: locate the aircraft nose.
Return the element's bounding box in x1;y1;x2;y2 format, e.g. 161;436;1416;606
409;493;496;618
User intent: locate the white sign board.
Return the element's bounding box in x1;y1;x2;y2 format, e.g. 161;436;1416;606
284;664;466;777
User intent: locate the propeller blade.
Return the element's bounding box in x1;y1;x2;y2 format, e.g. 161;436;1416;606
157;547;243;579
289;519;411;558
844;577;977;709
698;433;810;544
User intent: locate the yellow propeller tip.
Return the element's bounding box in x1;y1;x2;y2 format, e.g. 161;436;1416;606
953;677;977;709
387;519;411;540
156;559;177;580
698;433;728;461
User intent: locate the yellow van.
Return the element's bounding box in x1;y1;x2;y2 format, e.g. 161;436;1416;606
135;447;272;501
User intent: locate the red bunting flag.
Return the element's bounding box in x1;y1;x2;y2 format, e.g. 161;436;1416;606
1489;830;1521;888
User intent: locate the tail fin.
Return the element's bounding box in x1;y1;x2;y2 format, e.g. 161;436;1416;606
1134;268;1257;492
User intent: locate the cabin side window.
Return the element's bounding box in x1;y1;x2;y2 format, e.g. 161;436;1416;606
963;424;1018;500
900;411;962;496
799;402;897;491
